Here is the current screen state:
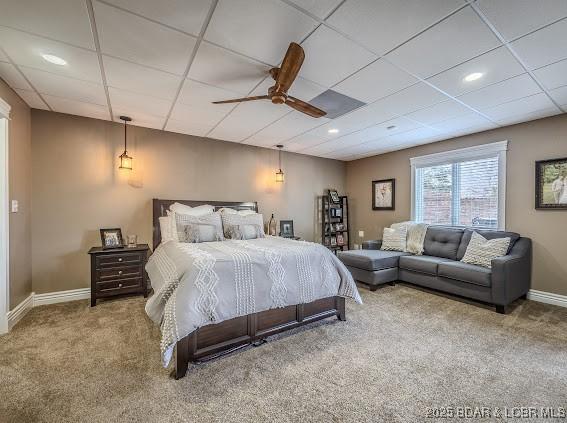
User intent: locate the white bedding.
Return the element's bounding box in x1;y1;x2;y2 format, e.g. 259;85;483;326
145;236;362;366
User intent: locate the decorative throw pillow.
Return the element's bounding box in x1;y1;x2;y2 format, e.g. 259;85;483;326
221;212;265;240
218;207;257;216
170;203;215;216
381;226;407;252
461;231;510;269
159;216;174;243
175;212;224;243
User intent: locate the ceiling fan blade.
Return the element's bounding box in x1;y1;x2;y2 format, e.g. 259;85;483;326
276;42;304;93
285;96;326;118
212;95;270;104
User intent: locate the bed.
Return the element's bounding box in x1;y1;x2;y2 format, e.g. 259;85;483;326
147;199;361;379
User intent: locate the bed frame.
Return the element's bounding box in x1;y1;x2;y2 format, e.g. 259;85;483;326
152;199;346;379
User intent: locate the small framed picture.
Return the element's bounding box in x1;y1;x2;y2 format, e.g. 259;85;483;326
330;236;337;246
372;179;395;210
329;189;341;204
535;157;567;210
330;207;342;218
279;220;294;238
100;228;124;249
336;234;344;245
335;222;345;231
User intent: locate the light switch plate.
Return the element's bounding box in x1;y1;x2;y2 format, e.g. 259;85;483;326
11;200;18;213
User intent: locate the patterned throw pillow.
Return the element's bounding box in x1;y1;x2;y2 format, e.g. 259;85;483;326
461;231;510;268
221;212;265;240
174;212;224;243
381;226;407;252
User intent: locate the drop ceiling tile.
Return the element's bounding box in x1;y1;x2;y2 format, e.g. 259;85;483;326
387;7;500;78
205;0;317;65
103;56;181;100
14;89;48;109
209;99;290;142
101;0;213;35
549;85;567;106
246;111;328;146
300;25;377;88
287;0;343;19
533;58;567;90
0;27;102;83
113;109;165;130
189;42;269;94
108;87;172;117
0;63;32;90
481;93;559;122
477;0;567;41
333;59;418;103
496;108;562;126
286;77;327;102
284;132;327;152
169;101;229;127
369;82;448;117
165;119;213;137
511;19;567;69
427;47;525;96
327;0;464;55
457;74;541;110
429;112;495;132
405;100;471;125
0;0;94;49
20;67;107;105
44;95;110;121
381;126;444;145
94;1;196;75
180;79;241;105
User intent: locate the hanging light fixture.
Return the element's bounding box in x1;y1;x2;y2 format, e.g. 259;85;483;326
118;116;133;170
275;145;284;183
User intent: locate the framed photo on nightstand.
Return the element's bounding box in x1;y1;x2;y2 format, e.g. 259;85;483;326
100;228;124;249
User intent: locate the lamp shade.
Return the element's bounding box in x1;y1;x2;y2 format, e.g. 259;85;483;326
275;168;284;183
275;144;284;183
119;151;133;170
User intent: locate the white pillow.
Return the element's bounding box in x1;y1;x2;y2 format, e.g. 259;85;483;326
381;227;407;252
221;213;265;240
461;231;510;269
176;212;224;243
170;202;214;216
159;216;174;243
219;207;257;216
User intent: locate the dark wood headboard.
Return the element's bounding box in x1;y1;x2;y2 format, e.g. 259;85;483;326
152;199;259;250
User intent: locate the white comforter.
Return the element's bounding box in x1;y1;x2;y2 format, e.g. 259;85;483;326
145;236;362;366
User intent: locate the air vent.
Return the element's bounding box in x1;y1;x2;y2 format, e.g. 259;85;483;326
308;89;366;119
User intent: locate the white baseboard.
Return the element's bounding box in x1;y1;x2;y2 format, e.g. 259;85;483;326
528;289;567;308
7;292;34;330
33;288;90;307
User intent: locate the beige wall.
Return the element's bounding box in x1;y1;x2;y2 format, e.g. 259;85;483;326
0;79;32;310
31;110;345;294
346;114;567;296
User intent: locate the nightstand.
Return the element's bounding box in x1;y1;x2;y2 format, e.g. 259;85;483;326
88;244;150;307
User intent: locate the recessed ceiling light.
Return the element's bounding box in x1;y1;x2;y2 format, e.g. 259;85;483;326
328;128;339;134
41;54;67;66
463;72;483;82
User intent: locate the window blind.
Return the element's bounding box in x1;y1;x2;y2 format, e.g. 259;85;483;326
414;155;500;229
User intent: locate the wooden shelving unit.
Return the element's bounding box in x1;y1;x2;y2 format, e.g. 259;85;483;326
320;192;349;254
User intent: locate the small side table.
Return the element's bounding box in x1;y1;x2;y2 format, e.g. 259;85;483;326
88;244;150;307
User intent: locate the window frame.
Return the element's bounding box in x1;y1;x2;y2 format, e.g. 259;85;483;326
410;141;508;230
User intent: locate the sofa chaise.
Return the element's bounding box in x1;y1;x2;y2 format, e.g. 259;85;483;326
338;227;532;314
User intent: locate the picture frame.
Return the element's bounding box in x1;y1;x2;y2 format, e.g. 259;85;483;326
330;236;337;246
330;207;342;218
100;228;124;249
336;234;344;245
535;157;567;210
328;189;341;204
372;179;395;210
279;220;295;238
335;222;345;231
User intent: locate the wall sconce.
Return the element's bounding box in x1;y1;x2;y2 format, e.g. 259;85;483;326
275;144;284;183
118;115;133;170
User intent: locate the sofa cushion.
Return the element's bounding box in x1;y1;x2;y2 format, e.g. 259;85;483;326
457;229;520;260
399;255;454;275
338;249;410;271
437;261;492;287
423;227;464;260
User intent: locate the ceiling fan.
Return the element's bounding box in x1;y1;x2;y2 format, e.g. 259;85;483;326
212;42;326;118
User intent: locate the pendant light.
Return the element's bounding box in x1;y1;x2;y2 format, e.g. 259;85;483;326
118;116;133;170
275;145;284;183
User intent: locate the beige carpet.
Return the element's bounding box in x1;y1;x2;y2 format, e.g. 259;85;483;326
1;285;566;422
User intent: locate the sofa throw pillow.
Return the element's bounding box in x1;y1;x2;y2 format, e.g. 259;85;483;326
175;212;224;243
390;221;428;255
221;213;265;240
461;231;510;269
381;226;407;252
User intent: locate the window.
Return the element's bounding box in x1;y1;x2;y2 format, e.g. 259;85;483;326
411;141;507;230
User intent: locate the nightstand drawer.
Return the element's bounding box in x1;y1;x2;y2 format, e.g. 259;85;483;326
97;265;142;281
96;252;143;268
96;277;142;295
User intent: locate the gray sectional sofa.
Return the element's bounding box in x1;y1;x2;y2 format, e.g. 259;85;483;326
338;227;532;314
